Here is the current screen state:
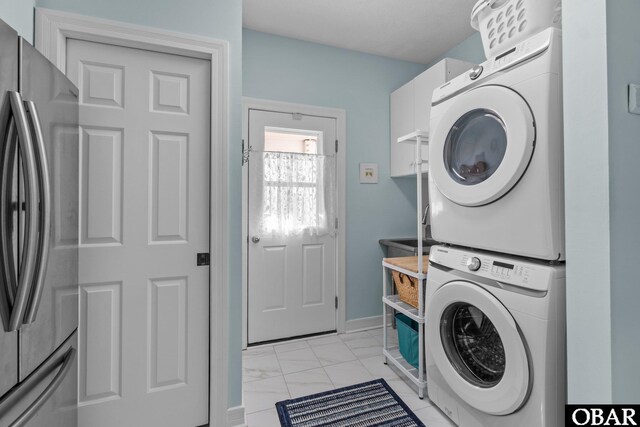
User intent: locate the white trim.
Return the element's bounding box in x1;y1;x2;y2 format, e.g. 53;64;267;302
227;405;246;427
35;9;229;426
345;314;393;333
241;97;347;349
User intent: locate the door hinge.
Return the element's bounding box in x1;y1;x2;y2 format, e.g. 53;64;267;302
242;139;252;165
197;253;210;266
335;217;338;229
335;296;338;309
335;139;338;153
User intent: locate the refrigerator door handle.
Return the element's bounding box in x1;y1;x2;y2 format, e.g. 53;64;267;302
0;118;18;330
6;347;76;427
6;91;40;332
22;101;50;324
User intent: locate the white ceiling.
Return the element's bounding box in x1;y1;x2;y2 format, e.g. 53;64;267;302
243;0;479;65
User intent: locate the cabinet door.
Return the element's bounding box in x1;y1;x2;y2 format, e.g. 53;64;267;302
390;58;472;178
416;59;473;126
413;61;447;174
414;60;446;132
390;80;415;177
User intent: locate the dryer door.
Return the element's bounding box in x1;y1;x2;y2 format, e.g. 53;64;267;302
430;85;535;207
427;280;530;415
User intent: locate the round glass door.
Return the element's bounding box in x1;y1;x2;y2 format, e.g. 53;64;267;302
444;110;508;186
440;303;506;388
427;281;530;415
429;85;535;207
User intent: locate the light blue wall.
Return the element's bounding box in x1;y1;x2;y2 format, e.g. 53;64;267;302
34;0;244;407
0;0;34;42
563;0;612;403
562;0;611;403
243;29;427;321
607;0;640;404
564;0;640;404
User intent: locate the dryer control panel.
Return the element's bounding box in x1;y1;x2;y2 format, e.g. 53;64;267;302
429;246;563;293
432;27;558;106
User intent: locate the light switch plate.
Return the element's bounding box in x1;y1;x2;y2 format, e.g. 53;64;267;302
629;83;640;115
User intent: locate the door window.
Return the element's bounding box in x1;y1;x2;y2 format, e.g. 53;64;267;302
440;302;506;388
256;128;335;236
264;130;318;154
444;109;507;186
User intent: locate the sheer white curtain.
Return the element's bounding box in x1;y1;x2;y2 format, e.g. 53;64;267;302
250;151;336;237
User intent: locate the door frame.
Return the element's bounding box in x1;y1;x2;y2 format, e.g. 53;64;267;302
34;8;229;426
242;98;347;349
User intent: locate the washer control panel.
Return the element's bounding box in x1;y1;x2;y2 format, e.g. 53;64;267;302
432;27;556;105
429;246;553;292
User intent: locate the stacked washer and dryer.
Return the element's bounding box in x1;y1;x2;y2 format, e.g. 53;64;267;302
424;0;566;426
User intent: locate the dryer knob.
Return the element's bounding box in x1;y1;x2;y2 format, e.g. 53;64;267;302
469;65;483;80
467;257;481;271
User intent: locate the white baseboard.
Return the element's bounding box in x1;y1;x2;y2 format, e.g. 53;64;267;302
345;314;393;333
227;405;246;427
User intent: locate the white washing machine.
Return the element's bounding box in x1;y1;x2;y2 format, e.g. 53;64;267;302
425;245;565;426
428;28;564;261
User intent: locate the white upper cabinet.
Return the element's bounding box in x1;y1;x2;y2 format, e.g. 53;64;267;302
390;58;472;177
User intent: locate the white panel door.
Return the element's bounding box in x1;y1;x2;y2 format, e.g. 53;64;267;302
248;110;337;343
66;39;210;427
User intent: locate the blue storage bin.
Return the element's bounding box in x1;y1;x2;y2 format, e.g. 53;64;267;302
395;313;419;369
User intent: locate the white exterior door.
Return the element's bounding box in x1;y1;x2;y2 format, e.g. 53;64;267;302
67;39;210;426
248;110;337;344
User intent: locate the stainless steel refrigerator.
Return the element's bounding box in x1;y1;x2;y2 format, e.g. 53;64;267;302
0;18;79;427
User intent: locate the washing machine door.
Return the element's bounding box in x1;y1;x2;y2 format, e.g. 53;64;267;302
428;280;530;415
430;85;535;207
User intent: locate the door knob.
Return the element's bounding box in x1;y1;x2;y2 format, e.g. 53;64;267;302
251;236;260;243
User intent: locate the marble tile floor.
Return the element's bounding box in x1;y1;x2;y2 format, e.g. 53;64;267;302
243;327;455;427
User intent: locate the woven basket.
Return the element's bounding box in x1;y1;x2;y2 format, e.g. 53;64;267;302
391;270;419;308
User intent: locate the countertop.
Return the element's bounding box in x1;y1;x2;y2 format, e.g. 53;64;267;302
378;238;439;252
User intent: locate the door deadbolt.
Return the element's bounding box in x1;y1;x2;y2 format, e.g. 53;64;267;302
197;253;210;266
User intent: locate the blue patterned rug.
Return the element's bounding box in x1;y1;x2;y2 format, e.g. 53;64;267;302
275;379;426;427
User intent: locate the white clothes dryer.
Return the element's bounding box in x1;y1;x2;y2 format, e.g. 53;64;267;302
428;28;564;261
425;245;566;427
